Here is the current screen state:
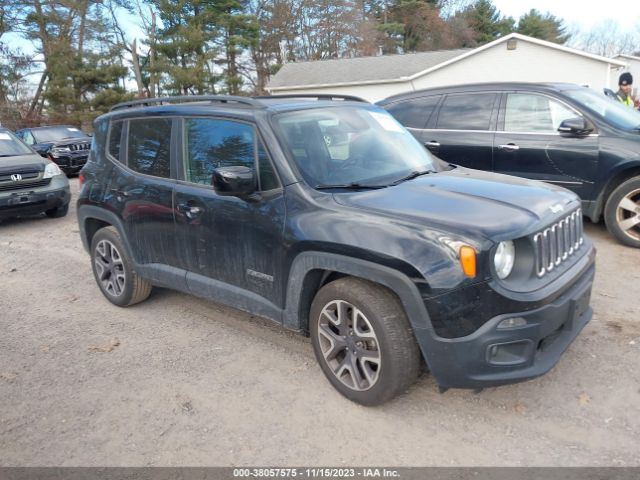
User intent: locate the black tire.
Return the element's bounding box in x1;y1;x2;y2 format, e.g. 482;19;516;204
45;203;69;218
604;177;640;248
309;277;421;406
90;226;152;307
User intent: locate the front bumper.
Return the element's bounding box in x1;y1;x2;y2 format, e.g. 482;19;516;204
0;176;70;218
416;246;596;389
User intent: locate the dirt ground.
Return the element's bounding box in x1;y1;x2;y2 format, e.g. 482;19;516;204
1;178;639;467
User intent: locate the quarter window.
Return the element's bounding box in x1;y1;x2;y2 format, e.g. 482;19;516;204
127;118;172;178
437;93;496;131
386;96;440;129
504;93;579;133
108;121;124;162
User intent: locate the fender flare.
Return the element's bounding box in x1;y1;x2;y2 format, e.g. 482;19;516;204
282;251;434;334
77;205;136;261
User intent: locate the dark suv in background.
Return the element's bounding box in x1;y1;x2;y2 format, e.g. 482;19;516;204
77;95;595;405
15;125;92;175
379;83;640;248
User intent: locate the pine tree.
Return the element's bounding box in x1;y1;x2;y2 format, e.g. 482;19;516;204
459;0;514;45
517;9;570;44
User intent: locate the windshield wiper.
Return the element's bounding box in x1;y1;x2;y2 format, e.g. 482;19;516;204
388;169;436;186
315;182;388;190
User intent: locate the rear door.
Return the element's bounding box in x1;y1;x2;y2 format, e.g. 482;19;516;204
173;116;286;307
493;92;599;199
418;92;499;171
108;116;179;267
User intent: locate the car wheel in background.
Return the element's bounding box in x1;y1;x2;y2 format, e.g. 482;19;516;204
604;177;640;248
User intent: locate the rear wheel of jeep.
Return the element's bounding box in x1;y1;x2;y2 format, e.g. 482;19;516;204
604;177;640;248
90;226;152;307
309;277;421;406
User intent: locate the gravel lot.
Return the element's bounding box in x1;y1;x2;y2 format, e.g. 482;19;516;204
1;178;639;466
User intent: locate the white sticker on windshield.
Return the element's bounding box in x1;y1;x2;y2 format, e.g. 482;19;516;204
68;128;80;131
0;133;11;140
369;111;404;132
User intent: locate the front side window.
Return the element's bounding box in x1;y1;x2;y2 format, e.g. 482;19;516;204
184;118;254;186
437;93;496;130
504;93;578;133
184;118;280;191
22;131;35;145
273;106;437;187
128;118;172;178
385;95;440;129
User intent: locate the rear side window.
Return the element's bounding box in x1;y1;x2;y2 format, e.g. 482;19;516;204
437;93;496;130
108;121;124;162
128;118;172;178
385;96;440;129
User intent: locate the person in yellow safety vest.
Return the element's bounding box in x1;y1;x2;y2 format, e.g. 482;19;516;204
615;72;635;108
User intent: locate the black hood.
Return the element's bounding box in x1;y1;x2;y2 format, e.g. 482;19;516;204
332;168;580;241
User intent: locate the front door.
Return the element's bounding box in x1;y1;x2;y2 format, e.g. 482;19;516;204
173;117;286;307
493;92;599;200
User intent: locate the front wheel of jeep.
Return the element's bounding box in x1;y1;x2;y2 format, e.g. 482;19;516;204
309;277;421;406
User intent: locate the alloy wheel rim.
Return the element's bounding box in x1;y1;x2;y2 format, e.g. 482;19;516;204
317;300;381;392
94;240;126;297
615;188;640;241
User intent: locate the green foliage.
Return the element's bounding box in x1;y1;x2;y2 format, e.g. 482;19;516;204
0;0;585;124
516;9;570;44
459;0;514;45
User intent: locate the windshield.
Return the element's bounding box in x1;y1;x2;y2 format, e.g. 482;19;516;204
33;126;87;143
272;105;437;187
0;130;34;157
564;87;640;130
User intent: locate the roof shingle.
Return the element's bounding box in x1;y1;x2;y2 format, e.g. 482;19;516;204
268;49;471;88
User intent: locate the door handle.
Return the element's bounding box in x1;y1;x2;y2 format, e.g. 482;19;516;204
425;141;440;148
110;188;131;198
177;203;204;219
498;144;520;152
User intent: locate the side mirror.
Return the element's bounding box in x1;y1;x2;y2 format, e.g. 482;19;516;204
558;117;592;135
212;166;256;197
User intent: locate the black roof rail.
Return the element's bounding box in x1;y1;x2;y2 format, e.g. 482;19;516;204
110;95;264;112
254;94;369;103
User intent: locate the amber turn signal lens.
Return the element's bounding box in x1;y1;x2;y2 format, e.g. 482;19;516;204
459;246;477;277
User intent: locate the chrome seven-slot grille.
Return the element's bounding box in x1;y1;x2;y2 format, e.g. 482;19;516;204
533;209;584;277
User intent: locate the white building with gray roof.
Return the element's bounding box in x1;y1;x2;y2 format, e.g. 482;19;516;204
267;33;628;102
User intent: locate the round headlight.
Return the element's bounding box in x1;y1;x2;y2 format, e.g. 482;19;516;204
494;240;515;279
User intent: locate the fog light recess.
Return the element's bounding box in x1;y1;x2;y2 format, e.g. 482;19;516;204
497;317;527;329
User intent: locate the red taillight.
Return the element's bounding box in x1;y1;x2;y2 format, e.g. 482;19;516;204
78;173;84;187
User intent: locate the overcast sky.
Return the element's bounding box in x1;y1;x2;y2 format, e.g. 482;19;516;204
492;0;640;30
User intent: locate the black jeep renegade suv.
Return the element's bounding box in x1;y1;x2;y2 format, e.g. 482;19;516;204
77;95;596;405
